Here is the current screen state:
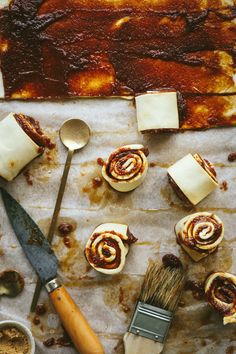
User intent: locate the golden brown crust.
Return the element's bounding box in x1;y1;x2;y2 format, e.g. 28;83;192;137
1;1;236;129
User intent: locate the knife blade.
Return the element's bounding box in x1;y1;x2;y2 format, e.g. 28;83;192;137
1;187;58;285
1;188;104;354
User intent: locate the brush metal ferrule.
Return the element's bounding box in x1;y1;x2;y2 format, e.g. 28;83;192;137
128;301;173;343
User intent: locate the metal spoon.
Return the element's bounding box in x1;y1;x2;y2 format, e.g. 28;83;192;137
30;119;91;311
0;270;24;297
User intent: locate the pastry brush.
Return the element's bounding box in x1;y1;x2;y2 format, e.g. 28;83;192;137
124;254;185;354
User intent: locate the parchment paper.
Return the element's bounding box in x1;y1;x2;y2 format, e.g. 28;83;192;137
0;98;236;354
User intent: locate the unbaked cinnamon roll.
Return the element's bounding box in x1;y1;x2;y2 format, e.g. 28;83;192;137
101;144;149;192
168;153;218;205
0;112;54;181
205;272;236;324
85;223;137;274
175;212;224;262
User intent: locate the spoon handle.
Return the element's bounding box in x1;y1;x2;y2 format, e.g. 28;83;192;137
47;148;74;243
30;149;74;311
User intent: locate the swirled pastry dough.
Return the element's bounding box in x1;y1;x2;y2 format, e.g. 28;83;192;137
175;212;224;261
85;223;137;274
102;144;149;192
205;272;236;324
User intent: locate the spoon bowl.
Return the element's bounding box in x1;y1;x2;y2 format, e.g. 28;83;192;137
59;119;91;151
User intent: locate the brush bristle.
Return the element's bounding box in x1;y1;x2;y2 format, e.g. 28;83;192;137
140;256;185;312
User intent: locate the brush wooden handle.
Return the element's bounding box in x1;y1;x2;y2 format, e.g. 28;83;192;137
50;285;104;354
124;332;164;354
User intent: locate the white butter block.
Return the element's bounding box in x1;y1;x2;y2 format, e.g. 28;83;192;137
135;92;179;131
168;154;218;205
0;113;40;181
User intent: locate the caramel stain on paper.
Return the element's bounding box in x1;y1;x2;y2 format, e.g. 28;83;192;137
196;207;236;214
37;217;90;281
226;346;236;354
179;240;233;282
58;239;90;280
149;162;171;168
29;298;63;342
64;274;142;320
24;163;54;185
102;275;141;319
81;168;133;208
38;217;77;237
136;241;155;246
114;339;124;354
82;174;105;204
24;132;58;184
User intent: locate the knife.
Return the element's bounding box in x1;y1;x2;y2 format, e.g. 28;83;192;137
1;188;104;354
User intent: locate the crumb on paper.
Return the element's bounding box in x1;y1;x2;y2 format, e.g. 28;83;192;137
220;180;228;191
23;169;33;186
228;152;236;162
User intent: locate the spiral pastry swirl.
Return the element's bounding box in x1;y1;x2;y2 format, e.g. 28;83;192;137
102;144;149;192
85;223;137;274
205;272;236;324
175;212;224;262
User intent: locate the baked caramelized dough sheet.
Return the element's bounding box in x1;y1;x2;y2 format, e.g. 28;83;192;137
1;99;236;354
0;0;236;129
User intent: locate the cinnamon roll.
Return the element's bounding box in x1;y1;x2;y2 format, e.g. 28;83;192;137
0;112;54;181
102;144;149;192
85;223;137;274
175;212;224;262
205;272;236;324
135;91;179;132
168;153;218;205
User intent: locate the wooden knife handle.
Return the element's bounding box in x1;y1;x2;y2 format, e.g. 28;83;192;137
50;285;104;354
